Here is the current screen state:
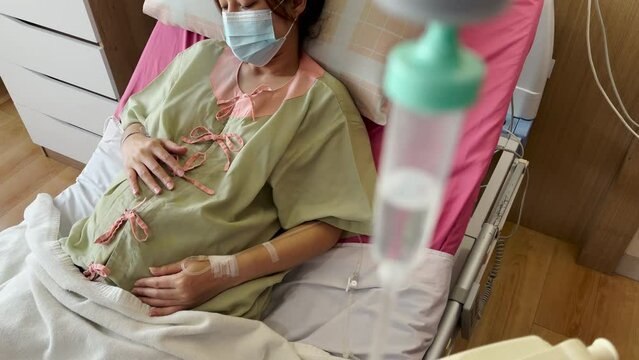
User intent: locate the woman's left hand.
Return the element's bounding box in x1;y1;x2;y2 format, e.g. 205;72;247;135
132;260;232;317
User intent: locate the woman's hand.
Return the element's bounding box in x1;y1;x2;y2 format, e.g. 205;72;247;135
132;260;234;317
121;125;188;196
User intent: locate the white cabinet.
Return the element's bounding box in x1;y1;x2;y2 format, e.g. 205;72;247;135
0;0;99;42
0;0;153;164
0;15;117;99
16;105;101;164
1;63;117;136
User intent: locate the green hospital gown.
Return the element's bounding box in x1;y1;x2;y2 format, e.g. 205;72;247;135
59;40;377;319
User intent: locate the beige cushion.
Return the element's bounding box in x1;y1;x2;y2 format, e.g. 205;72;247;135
142;0;424;125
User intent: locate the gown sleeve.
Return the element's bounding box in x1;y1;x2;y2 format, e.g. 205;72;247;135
269;80;377;236
119;52;185;130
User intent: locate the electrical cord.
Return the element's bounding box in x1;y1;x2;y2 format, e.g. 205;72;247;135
478;233;504;317
509;97;516;133
478;165;529;317
499;127;525;158
593;0;639;129
514;115;521;133
513;116;531;122
499;166;529;240
587;0;639;139
501;97;526;158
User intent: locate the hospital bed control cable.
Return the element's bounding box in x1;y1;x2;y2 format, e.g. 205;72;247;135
477;146;529;318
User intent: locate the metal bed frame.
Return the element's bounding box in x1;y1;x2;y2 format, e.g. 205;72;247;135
424;134;529;359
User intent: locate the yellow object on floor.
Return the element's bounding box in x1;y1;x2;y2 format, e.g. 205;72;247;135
444;336;618;360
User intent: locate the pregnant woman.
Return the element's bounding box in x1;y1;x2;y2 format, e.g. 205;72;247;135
60;0;376;318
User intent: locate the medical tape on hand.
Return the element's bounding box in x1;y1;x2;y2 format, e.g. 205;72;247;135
261;241;280;263
181;255;211;276
181;255;239;279
208;255;239;279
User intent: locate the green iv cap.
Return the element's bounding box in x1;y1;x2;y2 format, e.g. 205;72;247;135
384;22;486;113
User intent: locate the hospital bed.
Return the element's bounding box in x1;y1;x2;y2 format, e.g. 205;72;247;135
49;0;553;358
427;1;554;357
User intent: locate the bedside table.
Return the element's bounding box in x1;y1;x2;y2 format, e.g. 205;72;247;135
0;0;154;164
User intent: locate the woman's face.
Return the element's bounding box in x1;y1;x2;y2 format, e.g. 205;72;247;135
218;0;296;39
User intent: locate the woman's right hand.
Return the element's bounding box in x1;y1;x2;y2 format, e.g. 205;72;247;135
121;129;188;196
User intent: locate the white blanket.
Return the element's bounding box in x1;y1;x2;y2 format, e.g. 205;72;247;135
0;194;338;360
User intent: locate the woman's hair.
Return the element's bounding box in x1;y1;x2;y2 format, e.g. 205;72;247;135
267;0;326;46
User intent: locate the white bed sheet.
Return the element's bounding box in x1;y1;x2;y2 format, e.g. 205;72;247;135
53;117;453;360
264;245;453;360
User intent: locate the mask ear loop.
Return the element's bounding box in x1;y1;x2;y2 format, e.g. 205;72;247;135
278;15;298;40
271;0;298;39
273;0;288;10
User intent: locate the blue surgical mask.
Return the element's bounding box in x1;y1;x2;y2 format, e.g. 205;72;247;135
222;5;296;67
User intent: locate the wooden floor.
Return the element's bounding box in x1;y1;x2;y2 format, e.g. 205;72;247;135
453;225;639;359
1;87;638;358
0;86;81;231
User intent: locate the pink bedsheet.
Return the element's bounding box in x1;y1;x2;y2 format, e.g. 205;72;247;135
115;0;543;254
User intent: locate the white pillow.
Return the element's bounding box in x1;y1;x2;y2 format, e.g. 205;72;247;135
54;117;123;237
142;0;425;125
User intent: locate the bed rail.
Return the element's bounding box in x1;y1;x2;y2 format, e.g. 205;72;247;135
424;135;529;360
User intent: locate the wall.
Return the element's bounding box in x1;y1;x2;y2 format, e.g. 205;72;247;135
617;230;639;281
625;232;639;259
520;0;639;246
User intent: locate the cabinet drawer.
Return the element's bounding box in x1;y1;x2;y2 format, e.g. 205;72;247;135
0;15;117;99
0;0;98;42
15;105;101;164
1;62;116;136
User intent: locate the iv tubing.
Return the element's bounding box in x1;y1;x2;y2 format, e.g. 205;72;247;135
370;287;397;360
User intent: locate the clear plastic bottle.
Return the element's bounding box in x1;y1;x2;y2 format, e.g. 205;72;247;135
368;18;485;360
372;104;465;289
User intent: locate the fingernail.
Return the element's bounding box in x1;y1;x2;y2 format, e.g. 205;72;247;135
177;170;184;176
149;267;156;274
154;187;161;194
167;182;174;190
